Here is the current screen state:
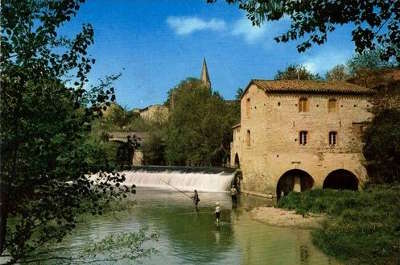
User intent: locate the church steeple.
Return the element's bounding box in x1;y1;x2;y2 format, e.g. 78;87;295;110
200;58;211;89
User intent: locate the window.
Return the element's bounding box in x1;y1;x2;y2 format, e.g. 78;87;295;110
299;98;308;112
246;130;251;146
329;131;337;145
299;131;308;145
328;99;337;112
246;98;251;118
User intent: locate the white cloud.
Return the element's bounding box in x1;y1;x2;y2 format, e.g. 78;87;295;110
302;49;353;74
232;17;268;44
167;16;226;35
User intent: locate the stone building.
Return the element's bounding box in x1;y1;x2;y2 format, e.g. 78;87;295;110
200;58;211;89
139;104;169;123
230;79;374;198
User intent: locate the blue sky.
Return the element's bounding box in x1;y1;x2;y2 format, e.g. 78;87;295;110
63;0;357;109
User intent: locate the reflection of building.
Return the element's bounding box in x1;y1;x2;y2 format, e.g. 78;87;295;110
230;79;374;198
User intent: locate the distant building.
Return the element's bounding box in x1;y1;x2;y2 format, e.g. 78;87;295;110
139;104;169;123
170;58;213;109
230;79;374;198
200;58;211;89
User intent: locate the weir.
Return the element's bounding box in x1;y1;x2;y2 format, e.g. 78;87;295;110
121;167;235;192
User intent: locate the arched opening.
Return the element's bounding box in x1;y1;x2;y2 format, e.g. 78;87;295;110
234;153;240;168
323;169;359;190
276;169;314;200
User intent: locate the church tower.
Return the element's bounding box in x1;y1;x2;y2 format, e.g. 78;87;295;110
200;58;211;89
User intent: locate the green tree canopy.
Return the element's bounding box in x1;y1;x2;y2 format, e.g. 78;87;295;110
0;0;127;262
235;87;244;100
363;109;400;184
165;78;239;166
325;65;351;81
347;49;398;75
274;64;321;80
208;0;400;62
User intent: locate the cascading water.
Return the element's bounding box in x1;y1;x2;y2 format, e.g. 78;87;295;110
121;169;235;192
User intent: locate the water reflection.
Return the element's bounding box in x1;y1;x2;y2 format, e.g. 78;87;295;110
38;189;339;265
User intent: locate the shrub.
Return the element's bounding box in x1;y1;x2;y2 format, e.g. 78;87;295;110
278;185;400;265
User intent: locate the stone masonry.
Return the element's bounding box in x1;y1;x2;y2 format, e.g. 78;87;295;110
230;80;374;197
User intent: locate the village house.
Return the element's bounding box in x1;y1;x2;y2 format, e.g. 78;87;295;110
230;79;374;198
138;104;169;123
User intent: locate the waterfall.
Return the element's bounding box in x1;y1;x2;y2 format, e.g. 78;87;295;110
121;169;235;192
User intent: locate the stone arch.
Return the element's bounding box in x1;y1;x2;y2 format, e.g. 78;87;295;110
323;169;359;190
276;169;314;200
234;153;240;168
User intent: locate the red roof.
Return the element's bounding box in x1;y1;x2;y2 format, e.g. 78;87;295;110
249;79;373;95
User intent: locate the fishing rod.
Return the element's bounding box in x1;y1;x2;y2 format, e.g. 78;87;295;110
160;178;193;200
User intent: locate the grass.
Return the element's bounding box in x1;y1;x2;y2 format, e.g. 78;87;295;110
278;184;400;265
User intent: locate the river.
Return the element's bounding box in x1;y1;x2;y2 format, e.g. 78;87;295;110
35;188;339;265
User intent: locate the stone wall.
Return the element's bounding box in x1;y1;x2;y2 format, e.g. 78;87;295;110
231;83;373;197
132;150;144;166
140;104;169;123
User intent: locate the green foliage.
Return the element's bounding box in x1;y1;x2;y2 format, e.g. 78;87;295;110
325;65;350;81
0;0;128;262
165;78;239;166
81;228;159;262
363;109;400;184
235;87;244;100
274;64;321;80
278;185;400;265
209;0;400;63
92;104;145;133
104;104;140;129
142;130;167;165
347;49;397;74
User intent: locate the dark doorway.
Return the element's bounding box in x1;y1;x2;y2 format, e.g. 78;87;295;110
276;169;314;200
323;169;359;190
234;153;240;168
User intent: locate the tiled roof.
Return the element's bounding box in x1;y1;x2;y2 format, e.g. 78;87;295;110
249;79;373;95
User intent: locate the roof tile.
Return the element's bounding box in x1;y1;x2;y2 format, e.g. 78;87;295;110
252;79;373;94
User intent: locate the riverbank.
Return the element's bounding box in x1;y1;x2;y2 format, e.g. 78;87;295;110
277;185;400;265
250;206;324;229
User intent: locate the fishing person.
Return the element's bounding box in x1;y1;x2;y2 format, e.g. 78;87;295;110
215;202;221;225
231;185;238;206
192;189;200;209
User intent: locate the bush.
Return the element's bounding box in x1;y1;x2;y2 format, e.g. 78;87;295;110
278;185;400;265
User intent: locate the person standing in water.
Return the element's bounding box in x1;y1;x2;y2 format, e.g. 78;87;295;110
231;185;238;206
192;190;200;209
215;202;221;225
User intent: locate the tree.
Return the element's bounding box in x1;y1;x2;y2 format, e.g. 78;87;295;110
1;1;126;262
274;64;321;80
363;109;400;184
347;49;397;75
104;104;139;130
345;59;400;185
209;0;400;63
325;65;350;81
142;131;167;165
164;78;239;166
235;87;244;100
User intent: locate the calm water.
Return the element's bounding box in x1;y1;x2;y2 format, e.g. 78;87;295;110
38;189;339;265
